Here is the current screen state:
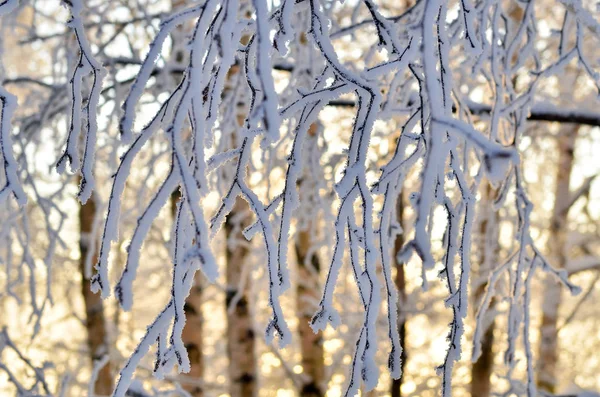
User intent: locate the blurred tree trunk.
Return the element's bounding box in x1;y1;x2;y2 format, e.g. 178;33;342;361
295;221;325;396
221;22;258;395
470;184;499;397
387;3;413;393
225;197;257;397
180;278;205;396
471;320;495;397
536;126;578;393
79;189;113;395
391;194;407;397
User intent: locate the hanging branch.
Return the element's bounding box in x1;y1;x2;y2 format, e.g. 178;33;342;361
0;87;25;205
0;326;53;396
4;0;600;395
55;0;107;204
95;0;594;394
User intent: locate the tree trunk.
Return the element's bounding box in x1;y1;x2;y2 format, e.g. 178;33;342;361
470;184;500;397
218;22;258;395
225;197;257;397
79;191;113;395
295;225;325;396
471;320;495;397
391;194;407;397
180;276;205;396
536;127;577;393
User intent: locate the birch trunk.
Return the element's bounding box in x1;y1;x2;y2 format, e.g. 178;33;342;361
391;194;407;397
536;127;578;393
471;320;495;396
181;281;205;396
295;224;325;396
470;185;499;397
79;190;113;395
225;197;257;397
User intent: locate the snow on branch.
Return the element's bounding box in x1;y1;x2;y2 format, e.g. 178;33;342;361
92;0;598;394
0;87;25;205
55;0;107;204
0;0;19;17
5;0;600;395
